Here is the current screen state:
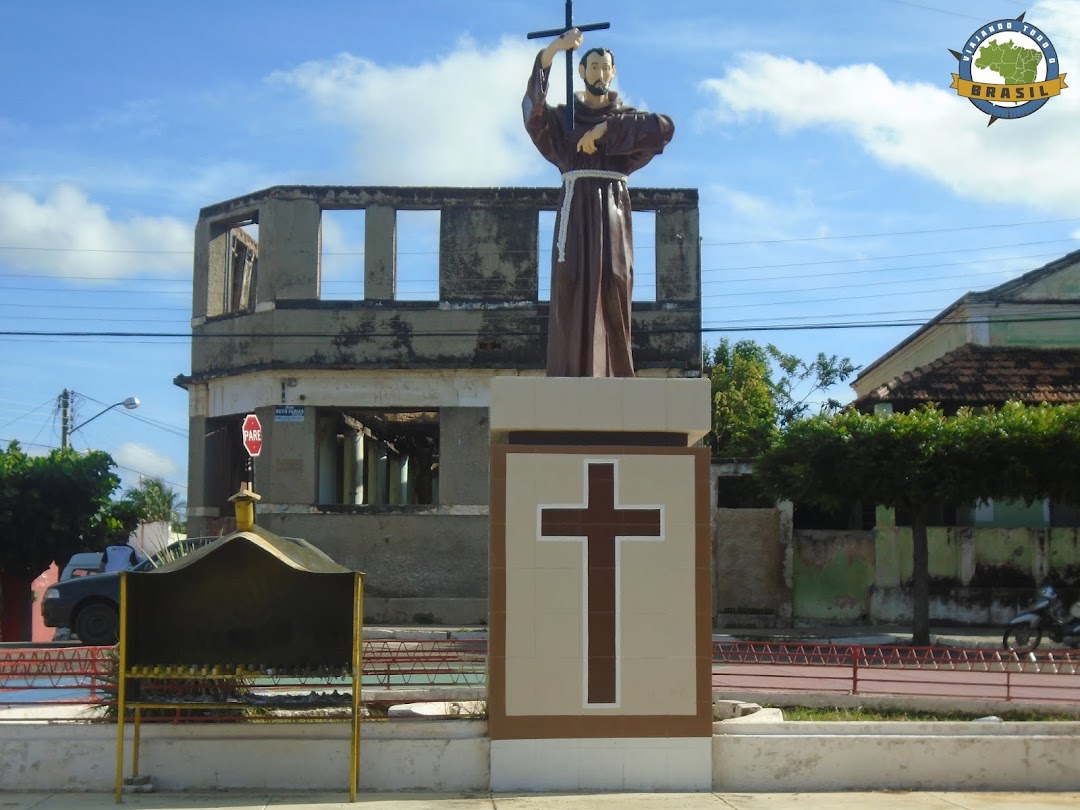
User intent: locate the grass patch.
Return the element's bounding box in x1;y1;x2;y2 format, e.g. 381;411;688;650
770;705;1079;722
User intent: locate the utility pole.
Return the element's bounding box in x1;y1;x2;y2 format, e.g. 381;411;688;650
60;389;73;449
58;389;140;449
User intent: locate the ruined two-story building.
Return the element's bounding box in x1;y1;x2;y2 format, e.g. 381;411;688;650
174;185;701;623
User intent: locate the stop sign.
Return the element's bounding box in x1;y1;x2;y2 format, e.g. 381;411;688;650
241;413;263;457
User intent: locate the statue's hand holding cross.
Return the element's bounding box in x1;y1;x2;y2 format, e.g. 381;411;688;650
527;0;610;130
539;27;583;69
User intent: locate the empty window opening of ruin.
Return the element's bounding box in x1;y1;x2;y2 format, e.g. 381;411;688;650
223;222;258;314
320;210;366;301
317;409;439;506
396;211;440;301
631;211;657;302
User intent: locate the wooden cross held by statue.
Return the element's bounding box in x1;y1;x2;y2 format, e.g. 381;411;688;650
527;0;610;130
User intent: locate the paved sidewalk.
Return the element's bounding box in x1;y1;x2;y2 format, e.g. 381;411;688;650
2;792;1080;809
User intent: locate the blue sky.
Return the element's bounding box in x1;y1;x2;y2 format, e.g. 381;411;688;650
1;0;1078;503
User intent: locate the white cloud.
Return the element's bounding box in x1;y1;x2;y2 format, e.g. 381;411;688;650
705;183;772;219
697;2;1080;217
112;442;180;482
0;184;191;278
269;35;543;185
86;98;163;138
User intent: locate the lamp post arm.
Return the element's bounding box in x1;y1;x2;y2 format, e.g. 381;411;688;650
62;395;140;448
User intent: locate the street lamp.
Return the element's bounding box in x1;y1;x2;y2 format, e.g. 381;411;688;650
60;389;140;448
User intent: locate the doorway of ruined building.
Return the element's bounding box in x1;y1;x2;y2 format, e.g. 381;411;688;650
316;409;439;506
202;416;248;534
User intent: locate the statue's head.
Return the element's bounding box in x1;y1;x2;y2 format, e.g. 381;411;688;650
578;47;616;97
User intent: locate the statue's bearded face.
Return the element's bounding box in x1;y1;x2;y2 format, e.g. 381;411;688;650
579;52;615;97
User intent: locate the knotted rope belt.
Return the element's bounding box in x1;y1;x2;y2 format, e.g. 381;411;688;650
556;169;629;263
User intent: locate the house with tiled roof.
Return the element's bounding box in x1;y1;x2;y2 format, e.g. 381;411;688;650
852;247;1080;408
807;249;1080;625
852;344;1080;413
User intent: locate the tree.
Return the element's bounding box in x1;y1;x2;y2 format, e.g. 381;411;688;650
703;339;858;459
705;339;778;459
755;403;1080;645
768;347;858;428
0;441;125;640
122;477;186;534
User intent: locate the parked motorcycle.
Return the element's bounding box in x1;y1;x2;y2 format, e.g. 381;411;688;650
1003;585;1080;651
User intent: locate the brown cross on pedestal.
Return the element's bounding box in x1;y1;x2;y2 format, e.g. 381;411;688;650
539;460;662;704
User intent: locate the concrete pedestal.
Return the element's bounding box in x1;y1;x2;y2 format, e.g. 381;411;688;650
488;377;712;791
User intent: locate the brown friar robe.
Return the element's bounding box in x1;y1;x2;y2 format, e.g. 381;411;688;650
523;51;674;378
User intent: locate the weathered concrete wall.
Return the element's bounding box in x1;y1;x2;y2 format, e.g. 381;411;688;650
875;526;963;589
439;207;537;302
792;530;874;621
871;525;1080;624
0;721;488;792
4;719;1078;792
188;302;698;375
713;721;1080;792
714;508;791;627
258;510;488;624
437;407;489;506
1049;527;1080;582
262;403;318;503
702;513;1080;626
258;197;320;301
185;186;702;379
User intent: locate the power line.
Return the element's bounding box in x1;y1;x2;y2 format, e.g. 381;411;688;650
0;303;189;311
1;316;192;324
0;246;192;255
4;312;1080;340
1;240;1074;295
0;263;1030;318
0;285;190;295
701;240;1074;274
706;251;1064;285
113;465;187;492
879;0;986;22
0;396;57;434
0;216;1077;264
707;283;987;308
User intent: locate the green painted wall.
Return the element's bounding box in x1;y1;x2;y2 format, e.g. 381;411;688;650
874;527;961;585
792;531;875;620
1049;528;1080;584
961;528;1035;588
1015;265;1080;299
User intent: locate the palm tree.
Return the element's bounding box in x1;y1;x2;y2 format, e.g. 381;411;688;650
122;477;186;534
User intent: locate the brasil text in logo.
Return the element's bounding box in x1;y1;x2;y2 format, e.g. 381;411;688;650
950;12;1067;124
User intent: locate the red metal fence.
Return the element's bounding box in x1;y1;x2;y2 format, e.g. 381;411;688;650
3;639;1079;719
0;640;487;721
0;645;111;703
713;641;1080;704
